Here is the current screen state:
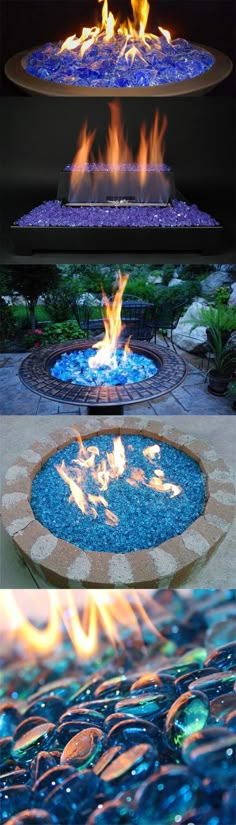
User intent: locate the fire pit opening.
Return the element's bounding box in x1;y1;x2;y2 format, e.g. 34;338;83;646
30;433;206;553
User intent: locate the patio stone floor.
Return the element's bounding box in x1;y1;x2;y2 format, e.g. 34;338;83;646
0;350;234;415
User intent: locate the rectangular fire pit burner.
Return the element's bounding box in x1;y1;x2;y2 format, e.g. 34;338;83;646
12;103;222;254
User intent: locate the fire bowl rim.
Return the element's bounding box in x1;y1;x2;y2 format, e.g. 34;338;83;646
4;44;232;97
2;418;235;589
19;339;187;407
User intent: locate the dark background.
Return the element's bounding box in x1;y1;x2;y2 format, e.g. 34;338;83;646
0;96;235;263
1;0;235;95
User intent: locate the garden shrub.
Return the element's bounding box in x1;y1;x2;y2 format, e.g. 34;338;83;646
23;322;85;349
0;298;15;342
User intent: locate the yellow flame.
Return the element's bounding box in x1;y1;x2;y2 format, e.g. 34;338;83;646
88;271;129;369
158;26;172;44
0;589;166;660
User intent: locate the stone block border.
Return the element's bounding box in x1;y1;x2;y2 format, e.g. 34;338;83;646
1;417;235;589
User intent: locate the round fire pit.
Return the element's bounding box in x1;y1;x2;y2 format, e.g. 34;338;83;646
2;418;235;588
5;43;232;97
19;340;186;415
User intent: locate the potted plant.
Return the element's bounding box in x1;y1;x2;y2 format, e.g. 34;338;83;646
206;330;236;395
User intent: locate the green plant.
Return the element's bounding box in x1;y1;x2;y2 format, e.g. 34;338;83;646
43;286;77;323
5;266;61;331
226;379;236;399
214;286;231;305
207;330;236;377
23;329;44;349
0;298;15;341
189;304;236;333
161;265;174;286
42;321;85;345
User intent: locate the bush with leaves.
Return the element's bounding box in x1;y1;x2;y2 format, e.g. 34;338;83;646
189;304;236;333
0;298;15;342
154;283;201;313
41;321;85;345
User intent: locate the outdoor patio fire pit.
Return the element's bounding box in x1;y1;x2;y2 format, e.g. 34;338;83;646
19;272;186;414
11;103;222;254
5;0;232;96
2;418;235;588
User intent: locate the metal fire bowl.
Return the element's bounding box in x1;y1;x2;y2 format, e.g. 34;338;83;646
19;339;186;414
5;44;232;97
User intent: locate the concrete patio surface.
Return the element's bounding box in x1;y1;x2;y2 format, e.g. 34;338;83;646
0;415;235;590
0;351;234;416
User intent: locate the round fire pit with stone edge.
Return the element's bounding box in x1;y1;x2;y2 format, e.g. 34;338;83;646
5;44;232;97
19;339;187;415
1;418;235;589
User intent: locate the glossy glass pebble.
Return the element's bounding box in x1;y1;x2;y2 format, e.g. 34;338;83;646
0;704;20;738
25;695;65;724
11;723;56;765
182;728;236;786
225;709;236;731
13;717;49;742
100;743;157;789
79;699;117;715
95;676;134;699
205;642;236;672
59;705;105;727
45;770;103;823
130;673;175;699
29;679;79;704
0;784;31;821
182;725;230;764
33;765;75;801
103;713;135;734
0;769;30;788
107;718;160;750
188;671;236;699
115;693;170;722
210;692;236;723
93;745;123;776
69;675;105;705
30;750;60;782
165;690;209;748
5;810;55;824
175;668;217;695
222;789;236;825
135;765;199;822
0;736;13;768
87;798;136;824
60;726;105;769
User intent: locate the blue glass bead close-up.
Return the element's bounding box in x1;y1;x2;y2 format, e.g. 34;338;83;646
0;784;31;821
205;642;236;672
165;690;209;749
107;718;160;750
103;713;135;733
60;726;105;769
0;769;30;788
13;718;49;742
11;723;56;766
182;725;230;765
115;692;170;722
0;736;13;768
0;704;20;738
188;671;236;700
87;798;137;823
210;691;236;723
25;695;65;724
175;668;217;695
4;809;58;824
182;728;236;786
33;764;75;801
30;751;60;782
100;743;158;790
135;764;199;823
45;769;104;823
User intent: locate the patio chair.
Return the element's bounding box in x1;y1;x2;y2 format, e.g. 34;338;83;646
121;301;155;341
152;300;186;351
72;302;104;338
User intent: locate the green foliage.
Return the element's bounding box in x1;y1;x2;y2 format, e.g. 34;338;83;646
189;304;236;333
207;330;236;377
214;286;231;305
179;264;212;281
44;285;77;323
0;298;15;341
154;283;201;312
227;379;236;399
41;321;85;345
161;265;175;286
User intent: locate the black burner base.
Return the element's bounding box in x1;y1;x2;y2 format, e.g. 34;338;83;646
88;404;124;415
11;224;223;255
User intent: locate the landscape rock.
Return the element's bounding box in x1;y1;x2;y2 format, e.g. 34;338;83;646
172;299;208;352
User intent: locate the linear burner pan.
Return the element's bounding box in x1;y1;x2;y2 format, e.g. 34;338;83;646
12;224;223;255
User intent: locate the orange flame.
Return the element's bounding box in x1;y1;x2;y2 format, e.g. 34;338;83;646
59;0;171;62
88;270;130;369
69;102;168;202
0;589;165;660
159;26;172;44
56;432;182;526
